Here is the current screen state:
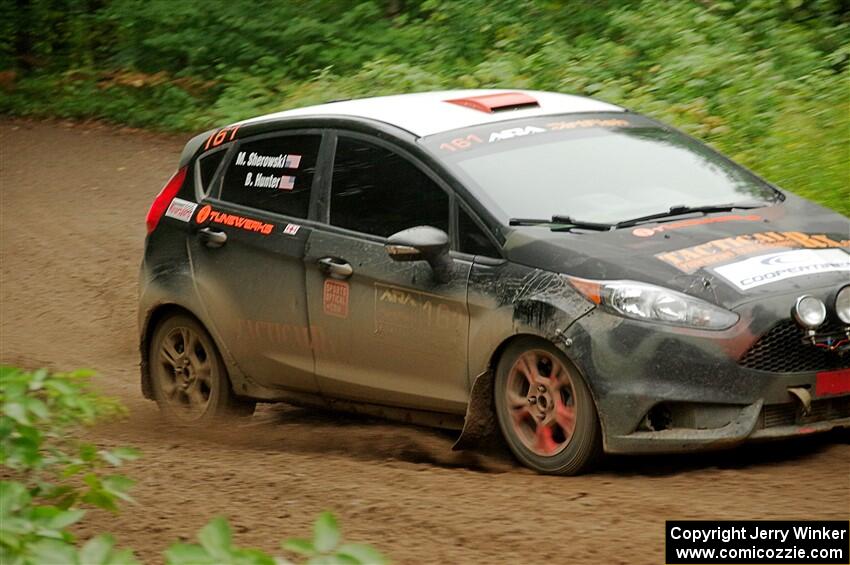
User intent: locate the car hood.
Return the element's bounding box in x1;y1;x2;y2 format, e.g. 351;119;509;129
503;194;850;309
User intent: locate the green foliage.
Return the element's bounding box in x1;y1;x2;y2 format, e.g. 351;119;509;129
166;512;387;565
0;366;139;564
2;1;846;215
0;367;385;564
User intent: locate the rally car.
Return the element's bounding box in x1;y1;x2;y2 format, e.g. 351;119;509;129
139;89;850;475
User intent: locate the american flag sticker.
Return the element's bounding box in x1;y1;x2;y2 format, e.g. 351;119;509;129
278;175;295;190
284;154;302;169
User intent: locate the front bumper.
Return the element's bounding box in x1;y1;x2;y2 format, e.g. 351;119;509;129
562;285;850;454
603;397;850;454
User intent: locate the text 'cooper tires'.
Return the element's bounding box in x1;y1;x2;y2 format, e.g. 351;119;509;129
494;338;602;475
149;313;255;423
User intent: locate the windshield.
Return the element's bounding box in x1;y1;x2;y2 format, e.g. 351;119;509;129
422;113;779;225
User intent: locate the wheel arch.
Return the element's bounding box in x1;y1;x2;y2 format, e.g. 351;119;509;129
454;331;606;451
140;303;209;400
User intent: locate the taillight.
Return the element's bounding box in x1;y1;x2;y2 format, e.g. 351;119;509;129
146;166;188;234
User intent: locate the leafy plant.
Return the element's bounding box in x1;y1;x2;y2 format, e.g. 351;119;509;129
0;366;139;564
166;512;387;565
282;511;386;565
0;367;387;564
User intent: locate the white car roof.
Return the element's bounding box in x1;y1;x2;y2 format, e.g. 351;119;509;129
239;89;623;137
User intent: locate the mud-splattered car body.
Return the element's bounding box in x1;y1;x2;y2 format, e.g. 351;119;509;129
139;90;850;471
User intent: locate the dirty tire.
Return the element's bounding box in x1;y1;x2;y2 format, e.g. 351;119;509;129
494;337;602;475
149;314;254;423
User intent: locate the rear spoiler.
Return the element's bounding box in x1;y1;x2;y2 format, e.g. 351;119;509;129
178;129;216;169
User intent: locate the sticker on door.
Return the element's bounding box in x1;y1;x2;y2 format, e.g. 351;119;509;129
323;279;350;318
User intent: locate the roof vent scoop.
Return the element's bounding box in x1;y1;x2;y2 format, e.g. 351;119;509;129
445;92;539;113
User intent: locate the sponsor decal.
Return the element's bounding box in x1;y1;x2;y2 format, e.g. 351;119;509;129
546;118;630;130
631;214;762;237
236;319;335;355
194;204;273;235
656;231;850;273
375;284;465;332
712;248;850;291
488;125;546;142
374;283;465;351
283;223;300;236
164;198;197;223
438;118;636;152
323;279;349;318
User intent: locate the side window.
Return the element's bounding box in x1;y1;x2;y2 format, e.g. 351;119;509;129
330;137;449;237
459;207;501;257
196;149;226;196
221;134;320;218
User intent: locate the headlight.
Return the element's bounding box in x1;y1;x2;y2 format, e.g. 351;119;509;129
792;295;826;329
834;286;849;324
568;278;739;330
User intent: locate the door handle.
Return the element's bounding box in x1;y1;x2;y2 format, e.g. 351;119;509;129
198;227;227;248
317;257;353;279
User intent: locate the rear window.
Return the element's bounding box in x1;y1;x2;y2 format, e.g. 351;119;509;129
196;148;227;196
221;134;321;218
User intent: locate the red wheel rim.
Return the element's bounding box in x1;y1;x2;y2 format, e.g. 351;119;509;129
506;349;577;456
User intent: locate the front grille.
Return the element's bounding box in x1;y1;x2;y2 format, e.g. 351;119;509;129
761;395;850;428
739;320;850;373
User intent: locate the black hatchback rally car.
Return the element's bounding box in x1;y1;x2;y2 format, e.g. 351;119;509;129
140;90;850;475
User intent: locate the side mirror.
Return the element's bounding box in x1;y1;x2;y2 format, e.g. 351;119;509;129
385;226;452;282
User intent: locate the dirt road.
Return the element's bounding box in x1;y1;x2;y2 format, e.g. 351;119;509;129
1;118;848;564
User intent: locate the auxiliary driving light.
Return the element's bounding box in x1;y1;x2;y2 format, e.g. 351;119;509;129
836;286;850;325
792;295;827;329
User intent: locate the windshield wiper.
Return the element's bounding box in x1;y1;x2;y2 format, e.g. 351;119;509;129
508;216;613;231
508;203;764;233
614;203;765;229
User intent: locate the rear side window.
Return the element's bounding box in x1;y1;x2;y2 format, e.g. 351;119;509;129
330;137;448;237
196;149;227;195
221;134;320;218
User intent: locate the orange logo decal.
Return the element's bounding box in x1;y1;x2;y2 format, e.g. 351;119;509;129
195;204;212;224
194;204;272;235
656;231;850;273
632;214;761;237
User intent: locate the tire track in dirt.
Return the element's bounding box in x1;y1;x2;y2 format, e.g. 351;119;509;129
1;119;848;564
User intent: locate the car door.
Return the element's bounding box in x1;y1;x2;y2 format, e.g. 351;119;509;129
188;130;325;394
304;132;471;413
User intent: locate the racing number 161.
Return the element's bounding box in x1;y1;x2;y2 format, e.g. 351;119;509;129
204;125;240;150
439;134;483;152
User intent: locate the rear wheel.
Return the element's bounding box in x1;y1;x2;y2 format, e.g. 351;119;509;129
494;338;602;475
149;314;254;423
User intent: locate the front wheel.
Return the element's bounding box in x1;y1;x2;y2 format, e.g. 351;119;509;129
494;338;602;475
149;314;255;423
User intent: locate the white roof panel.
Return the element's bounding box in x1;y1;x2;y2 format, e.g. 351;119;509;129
239;89;623;137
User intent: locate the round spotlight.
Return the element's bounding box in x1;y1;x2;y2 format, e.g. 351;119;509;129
793;295;826;329
836;286;850;325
